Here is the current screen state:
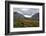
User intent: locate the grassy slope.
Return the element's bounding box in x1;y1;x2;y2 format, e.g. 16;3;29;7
14;18;39;27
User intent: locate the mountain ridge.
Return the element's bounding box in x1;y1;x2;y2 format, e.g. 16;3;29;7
14;12;39;20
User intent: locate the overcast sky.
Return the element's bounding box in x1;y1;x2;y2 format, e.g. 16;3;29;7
13;8;39;18
13;8;39;15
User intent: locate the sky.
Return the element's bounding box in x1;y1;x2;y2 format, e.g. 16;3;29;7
13;8;39;18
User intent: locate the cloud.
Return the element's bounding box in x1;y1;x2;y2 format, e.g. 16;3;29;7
13;8;39;16
24;15;32;18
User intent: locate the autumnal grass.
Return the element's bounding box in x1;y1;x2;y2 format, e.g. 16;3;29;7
14;19;39;27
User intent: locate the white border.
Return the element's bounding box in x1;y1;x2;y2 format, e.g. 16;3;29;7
10;4;43;32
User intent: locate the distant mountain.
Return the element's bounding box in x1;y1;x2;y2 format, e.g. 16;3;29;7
31;13;39;20
14;12;39;20
14;12;24;20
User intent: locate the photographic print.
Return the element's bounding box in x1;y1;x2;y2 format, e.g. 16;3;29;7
13;8;39;27
5;1;45;35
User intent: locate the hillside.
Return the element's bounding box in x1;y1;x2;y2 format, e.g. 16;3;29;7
13;12;39;27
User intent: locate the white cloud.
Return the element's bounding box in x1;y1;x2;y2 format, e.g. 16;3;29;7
24;15;32;18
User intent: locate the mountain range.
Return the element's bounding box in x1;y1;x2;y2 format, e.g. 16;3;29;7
14;12;39;20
